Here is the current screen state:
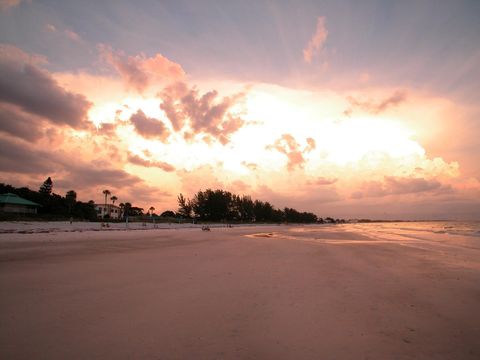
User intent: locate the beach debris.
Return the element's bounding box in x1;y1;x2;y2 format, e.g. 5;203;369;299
202;226;211;231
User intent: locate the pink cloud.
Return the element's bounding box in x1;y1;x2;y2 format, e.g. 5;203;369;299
266;134;315;171
177;164;225;196
129;109;170;141
358;176;452;198
142;53;186;81
230;179;250;192
305;137;316;152
45;24;82;42
0;0;21;10
309;177;338;186
98;44;185;92
0;43;47;65
303;16;328;64
159;82;246;144
64;29;81;42
127;153;175;172
345;90;407;116
96;122;118;138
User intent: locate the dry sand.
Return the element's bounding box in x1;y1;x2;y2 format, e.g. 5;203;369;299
1;223;479;359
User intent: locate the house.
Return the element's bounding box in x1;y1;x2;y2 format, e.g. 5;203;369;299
95;203;122;219
0;193;41;214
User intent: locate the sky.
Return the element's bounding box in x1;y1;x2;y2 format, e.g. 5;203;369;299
0;0;479;219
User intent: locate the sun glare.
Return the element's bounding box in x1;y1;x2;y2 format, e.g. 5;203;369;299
323;118;424;165
89;89;433;186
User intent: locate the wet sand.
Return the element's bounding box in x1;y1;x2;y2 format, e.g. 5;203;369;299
1;224;479;359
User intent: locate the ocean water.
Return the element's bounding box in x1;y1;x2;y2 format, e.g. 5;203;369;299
356;221;480;238
271;221;480;251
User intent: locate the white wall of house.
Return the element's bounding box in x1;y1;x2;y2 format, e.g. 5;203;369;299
95;204;121;219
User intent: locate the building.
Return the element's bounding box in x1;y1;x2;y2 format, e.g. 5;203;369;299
0;193;41;214
95;203;122;219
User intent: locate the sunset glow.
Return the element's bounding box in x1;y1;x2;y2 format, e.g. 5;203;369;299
0;0;478;219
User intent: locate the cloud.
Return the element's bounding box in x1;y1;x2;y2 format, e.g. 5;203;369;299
0;44;91;128
0;103;44;141
230;179;250;192
241;161;258;171
129;109;170;141
159;82;246;144
98;44;185;92
305;137;316;151
383;176;450;195
46;23;57;32
45;24;82;42
251;184;341;212
359;176;452;198
177;164;225;196
266;134;315;171
0;136;55;174
0;43;47;65
0;135;143;192
120;183;172;207
96;122;118;138
128;153;176;172
63;161;143;189
303;16;328;64
309;177;338;186
0;0;21;10
351;191;363;199
345;90;407;116
64;29;81;42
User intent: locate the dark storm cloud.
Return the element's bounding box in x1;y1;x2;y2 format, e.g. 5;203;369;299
0;44;91;128
0;136;54;174
0;103;43;141
0;135;142;188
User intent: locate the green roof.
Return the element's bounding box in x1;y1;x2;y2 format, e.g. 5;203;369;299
0;193;41;207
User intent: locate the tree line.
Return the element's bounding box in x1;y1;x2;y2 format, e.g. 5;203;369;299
176;189;321;223
0;181;98;220
0;178;147;221
1;179;344;223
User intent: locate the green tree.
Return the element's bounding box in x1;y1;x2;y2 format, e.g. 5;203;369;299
65;190;77;215
177;193;192;218
102;189;111;219
123;202;132;219
39;177;53;195
161;210;176;217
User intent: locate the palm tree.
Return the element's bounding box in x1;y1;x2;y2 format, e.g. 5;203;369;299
66;190;77;215
102;189;111;219
111;195;118;205
149;206;155;217
124;202;132;222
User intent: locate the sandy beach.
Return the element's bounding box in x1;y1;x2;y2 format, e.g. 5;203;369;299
1;222;479;359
